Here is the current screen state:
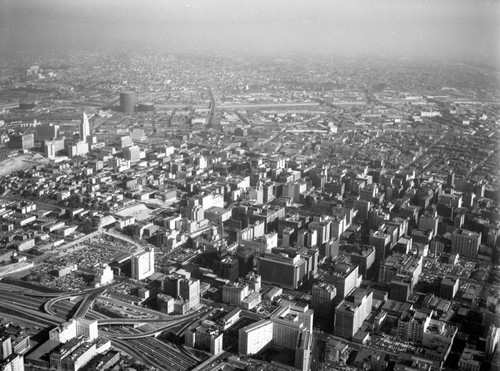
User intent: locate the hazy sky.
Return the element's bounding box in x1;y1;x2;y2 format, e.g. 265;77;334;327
0;0;498;66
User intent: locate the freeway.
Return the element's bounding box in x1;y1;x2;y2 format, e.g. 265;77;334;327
218;102;320;109
43;281;121;317
190;351;230;371
112;336;197;371
0;302;59;327
97;306;207;327
0;282;213;370
108;325;199;370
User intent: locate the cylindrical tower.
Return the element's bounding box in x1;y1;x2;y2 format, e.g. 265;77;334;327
120;91;136;114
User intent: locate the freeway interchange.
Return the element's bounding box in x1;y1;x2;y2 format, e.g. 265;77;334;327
0;281;210;370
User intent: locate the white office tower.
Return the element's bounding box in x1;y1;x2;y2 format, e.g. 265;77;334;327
76;318;98;341
238;320;274;355
270;303;313;348
0;353;24;371
132;248;155;280
0;335;12;360
334;288;373;339
80;112;90;142
49;320;77;343
269;302;314;371
48;318;98;343
93;264;113;287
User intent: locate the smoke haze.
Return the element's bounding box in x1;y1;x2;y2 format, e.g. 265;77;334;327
0;0;498;67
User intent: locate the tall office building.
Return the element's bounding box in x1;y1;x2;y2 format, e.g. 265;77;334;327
311;282;336;320
370;230;391;262
185;321;223;355
324;262;359;299
164;274;201;310
270;303;314;348
36;123;59;141
258;253;308;290
79;112;90;142
334;288;373;339
238;320;274;355
486;325;500;358
179;278;201;310
451;229;481;259
8;133;34;150
131;248;155;280
123;145;141;163
397;308;431;343
0;353;24;371
440;276;459;300
44;141;57;159
378;253;422;290
120;91;136;114
0;335;12;360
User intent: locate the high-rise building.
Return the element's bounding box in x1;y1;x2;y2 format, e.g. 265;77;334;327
324;262;359;299
458;348;483;371
311;282;336;320
120;91;136;114
79;112;90;142
440;276;459;300
0;335;12;360
8;133;34;150
0;353;24;371
164;274;200;310
378;253;422;290
390;274;413;301
397;308;431;343
270;303;314;348
258;253;308;290
451;229;481;259
36;123;59;141
350;245;376;278
214;256;239;281
370;230;391;262
123;145;141;163
75;318;98;341
295;329;313;371
334;288;373;339
68;141;89;157
238;320;274;355
486;325;500;358
44;141;57;159
179;278;200;309
185;320;223;355
131;248;155;280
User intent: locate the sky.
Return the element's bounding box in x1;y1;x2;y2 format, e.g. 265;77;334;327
0;0;498;67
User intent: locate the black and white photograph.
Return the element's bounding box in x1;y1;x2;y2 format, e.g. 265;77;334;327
0;1;498;370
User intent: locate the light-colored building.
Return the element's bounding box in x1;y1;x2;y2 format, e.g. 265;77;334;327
397;308;432;343
131;248;154;280
270;303;314;348
68;141;89;157
185;320;223;355
238;319;273;355
334;288;373;339
93;264;113;287
222;282;249;306
80;112;90;142
451;229;481;259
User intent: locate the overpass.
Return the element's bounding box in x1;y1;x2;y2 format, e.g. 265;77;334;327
97;307;205;327
43;282;119;317
102;317;192;340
